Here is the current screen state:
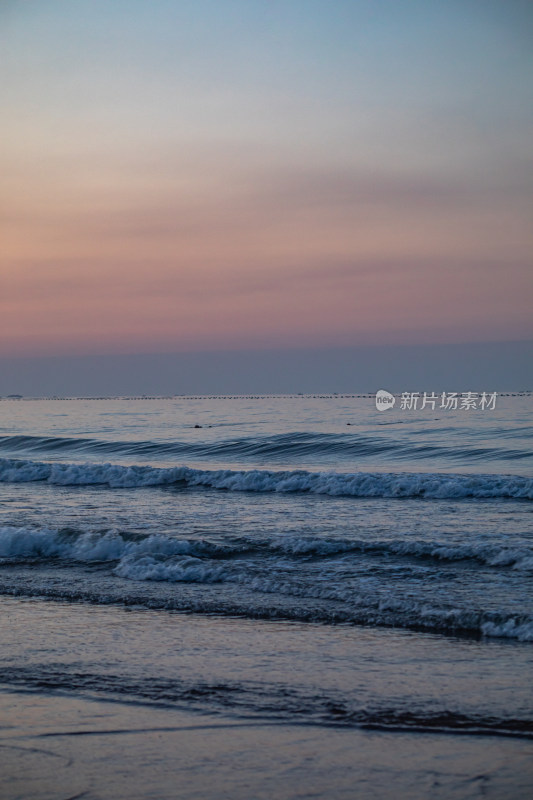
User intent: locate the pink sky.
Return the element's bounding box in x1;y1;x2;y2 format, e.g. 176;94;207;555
2;1;532;358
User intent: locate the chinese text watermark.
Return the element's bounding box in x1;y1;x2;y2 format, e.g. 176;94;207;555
375;390;498;411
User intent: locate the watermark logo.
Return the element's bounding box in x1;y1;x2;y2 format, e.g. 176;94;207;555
400;391;497;411
374;391;498;411
375;389;396;411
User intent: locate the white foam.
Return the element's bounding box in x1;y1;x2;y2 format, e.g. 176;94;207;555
1;458;531;499
0;526;196;562
1;524;531;640
481;618;533;642
2;525;531;577
386;541;533;570
0;526;65;559
270;536;533;569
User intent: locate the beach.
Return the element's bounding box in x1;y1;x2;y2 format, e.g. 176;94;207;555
2;688;532;800
2;598;532;800
0;395;532;798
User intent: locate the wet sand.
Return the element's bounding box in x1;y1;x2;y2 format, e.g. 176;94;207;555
1;688;532;800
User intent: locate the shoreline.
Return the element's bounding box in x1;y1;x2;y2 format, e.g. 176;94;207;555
1;687;532;800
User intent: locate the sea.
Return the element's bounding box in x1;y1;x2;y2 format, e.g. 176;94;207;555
0;393;532;799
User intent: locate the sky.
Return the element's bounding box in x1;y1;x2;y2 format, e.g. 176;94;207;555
1;0;532;392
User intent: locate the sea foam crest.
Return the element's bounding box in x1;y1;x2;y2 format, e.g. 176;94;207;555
0;526;197;562
271;536;533;570
0;458;532;499
2;525;532;572
1;526;532;641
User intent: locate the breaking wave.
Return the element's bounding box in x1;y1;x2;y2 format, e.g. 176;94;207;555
0;457;532;499
1;525;532;571
1;525;532;641
1;571;531;642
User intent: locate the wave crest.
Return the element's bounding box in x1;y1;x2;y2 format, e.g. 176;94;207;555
0;431;529;463
0;457;531;499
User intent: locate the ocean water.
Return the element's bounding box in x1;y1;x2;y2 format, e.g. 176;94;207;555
1;394;532;798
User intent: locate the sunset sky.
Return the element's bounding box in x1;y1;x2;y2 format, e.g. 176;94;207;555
1;0;532;391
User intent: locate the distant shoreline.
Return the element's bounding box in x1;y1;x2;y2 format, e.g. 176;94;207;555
1;392;531;402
